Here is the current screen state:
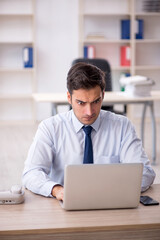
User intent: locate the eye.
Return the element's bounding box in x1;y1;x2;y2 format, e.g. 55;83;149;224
77;101;85;105
93;98;101;104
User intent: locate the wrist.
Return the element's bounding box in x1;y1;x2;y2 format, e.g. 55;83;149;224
51;184;63;197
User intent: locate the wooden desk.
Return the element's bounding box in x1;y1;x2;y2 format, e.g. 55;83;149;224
0;184;160;240
33;91;160;164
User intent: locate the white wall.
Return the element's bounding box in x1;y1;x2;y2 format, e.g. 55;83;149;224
35;0;79;120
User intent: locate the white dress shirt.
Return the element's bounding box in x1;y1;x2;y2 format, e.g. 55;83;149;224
22;110;155;197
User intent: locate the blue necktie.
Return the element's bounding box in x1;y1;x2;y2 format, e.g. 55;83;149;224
83;126;93;164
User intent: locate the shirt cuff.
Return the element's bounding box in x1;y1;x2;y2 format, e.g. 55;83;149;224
42;181;58;197
44;181;63;198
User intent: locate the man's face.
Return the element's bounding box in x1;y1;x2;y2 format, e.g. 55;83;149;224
67;86;104;125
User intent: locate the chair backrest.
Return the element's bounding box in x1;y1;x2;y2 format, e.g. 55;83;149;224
72;58;112;92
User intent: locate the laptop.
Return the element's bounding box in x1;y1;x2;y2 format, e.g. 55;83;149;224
60;163;143;211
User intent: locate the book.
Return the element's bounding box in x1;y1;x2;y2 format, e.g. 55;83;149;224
23;47;33;68
86;33;105;40
83;45;95;59
120;46;131;66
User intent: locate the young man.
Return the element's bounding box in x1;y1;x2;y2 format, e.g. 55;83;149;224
22;62;155;201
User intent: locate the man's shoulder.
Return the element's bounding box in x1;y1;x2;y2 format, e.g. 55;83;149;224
100;110;128;122
40;110;72;128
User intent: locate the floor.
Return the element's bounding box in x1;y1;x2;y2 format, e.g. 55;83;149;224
0;120;160;191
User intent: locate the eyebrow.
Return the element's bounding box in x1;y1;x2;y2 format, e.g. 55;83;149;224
76;96;102;104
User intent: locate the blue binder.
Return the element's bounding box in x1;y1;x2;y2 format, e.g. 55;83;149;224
121;20;130;39
83;46;88;58
136;19;144;39
121;19;144;40
23;47;33;68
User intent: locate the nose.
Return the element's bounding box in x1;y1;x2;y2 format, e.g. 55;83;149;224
85;104;93;116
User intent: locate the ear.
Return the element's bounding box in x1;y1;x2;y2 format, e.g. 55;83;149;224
67;91;72;105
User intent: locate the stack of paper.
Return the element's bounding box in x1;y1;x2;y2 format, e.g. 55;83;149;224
119;75;155;97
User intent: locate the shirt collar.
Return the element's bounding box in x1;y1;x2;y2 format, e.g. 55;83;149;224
71;110;101;133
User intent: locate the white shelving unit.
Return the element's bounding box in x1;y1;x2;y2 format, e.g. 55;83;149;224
79;0;160;120
0;0;36;123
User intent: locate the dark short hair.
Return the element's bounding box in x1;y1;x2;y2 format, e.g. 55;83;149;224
67;62;105;94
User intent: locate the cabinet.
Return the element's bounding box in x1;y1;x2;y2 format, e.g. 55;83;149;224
0;0;36;123
79;0;160;120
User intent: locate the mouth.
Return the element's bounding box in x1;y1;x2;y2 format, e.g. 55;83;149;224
83;115;95;121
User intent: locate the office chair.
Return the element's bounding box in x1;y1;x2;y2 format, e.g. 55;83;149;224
72;58;126;114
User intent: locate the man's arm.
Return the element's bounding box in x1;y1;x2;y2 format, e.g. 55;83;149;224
120;118;156;192
22;121;60;197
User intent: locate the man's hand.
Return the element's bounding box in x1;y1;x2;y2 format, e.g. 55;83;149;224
51;185;64;201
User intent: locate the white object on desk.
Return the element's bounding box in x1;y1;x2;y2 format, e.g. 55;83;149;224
119;75;154;85
0;185;25;204
125;84;153;97
119;75;155;97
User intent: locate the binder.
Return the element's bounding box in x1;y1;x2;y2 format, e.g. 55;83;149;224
23;47;33;68
121;19;144;39
135;19;144;39
84;46;88;58
120;46;131;66
83;45;95;59
121;20;130;39
88;45;95;59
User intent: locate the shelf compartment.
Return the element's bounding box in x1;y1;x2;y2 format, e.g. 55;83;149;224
82;42;131;68
0;0;33;15
0;44;34;69
83;0;130;15
83;15;130;41
134;15;160;40
0;16;33;42
135;43;160;66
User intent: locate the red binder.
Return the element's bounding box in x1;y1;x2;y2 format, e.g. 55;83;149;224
120;46;131;66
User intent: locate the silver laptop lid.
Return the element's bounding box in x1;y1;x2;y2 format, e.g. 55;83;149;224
62;163;143;211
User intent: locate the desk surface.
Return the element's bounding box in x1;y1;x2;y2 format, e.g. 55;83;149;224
32;90;160;104
0;184;160;238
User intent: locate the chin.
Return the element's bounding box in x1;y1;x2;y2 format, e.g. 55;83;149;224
82;118;96;125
